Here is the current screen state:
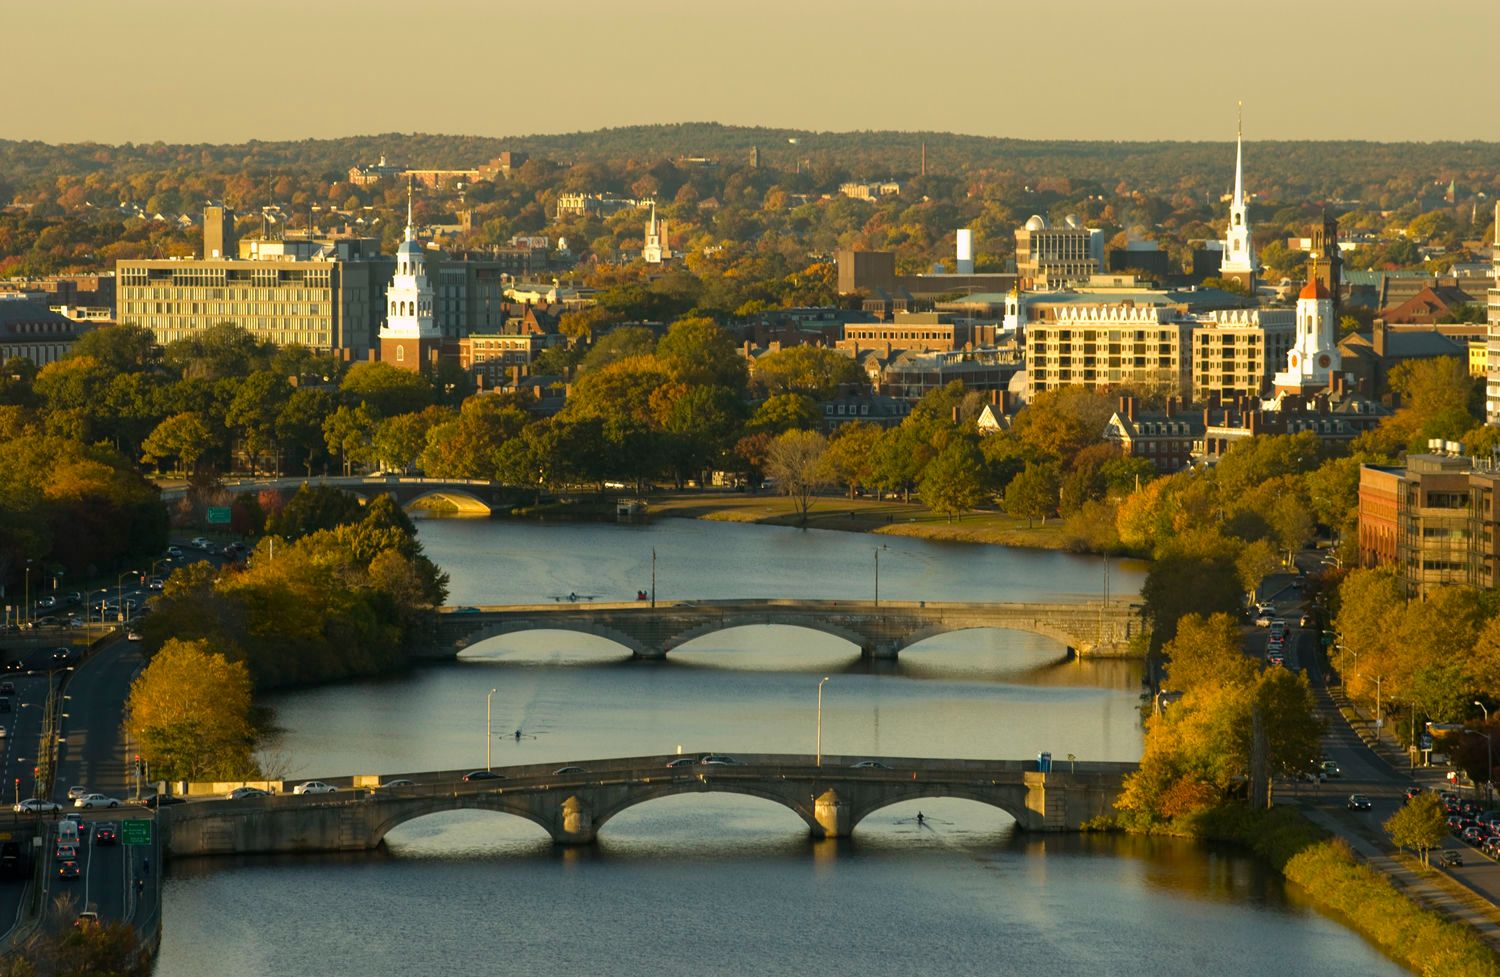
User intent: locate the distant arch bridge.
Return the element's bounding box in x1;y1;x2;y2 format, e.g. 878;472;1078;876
158;475;503;516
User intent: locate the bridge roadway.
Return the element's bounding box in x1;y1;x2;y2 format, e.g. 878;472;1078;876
426;598;1143;660
161;753;1135;857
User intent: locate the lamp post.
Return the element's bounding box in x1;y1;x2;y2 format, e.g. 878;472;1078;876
815;676;830;767
1375;675;1382;731
650;548;656;609
23;560;31;628
116;570;139;624
486;688;498;771
873;548;879;608
1477;701;1493;803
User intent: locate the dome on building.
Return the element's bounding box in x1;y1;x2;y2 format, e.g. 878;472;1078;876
1298;278;1331;301
1024;215;1048;231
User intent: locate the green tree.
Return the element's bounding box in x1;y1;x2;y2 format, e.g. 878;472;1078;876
752;345;864;399
140;411;215;475
747;392;819;434
340;361;434;417
323;404;377;475
823;422;884;499
1385;792;1447;866
920;437;987;520
655;316;747;391
70;323;156;373
1004;462;1061;527
579;326;657;374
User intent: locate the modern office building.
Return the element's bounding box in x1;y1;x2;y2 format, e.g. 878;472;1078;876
1014;215;1104;288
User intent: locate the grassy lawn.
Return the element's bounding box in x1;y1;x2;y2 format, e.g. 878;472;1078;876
647;493;1070;549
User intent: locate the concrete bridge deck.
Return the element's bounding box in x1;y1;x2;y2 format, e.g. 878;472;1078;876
161;753;1137;858
423;597;1144;660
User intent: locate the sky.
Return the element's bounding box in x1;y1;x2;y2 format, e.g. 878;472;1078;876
10;0;1500;145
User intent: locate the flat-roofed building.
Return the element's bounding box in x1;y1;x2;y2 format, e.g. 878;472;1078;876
460;333;545;387
1015;214;1104;288
1192;308;1295;401
1026;304;1191;398
838;312;996;355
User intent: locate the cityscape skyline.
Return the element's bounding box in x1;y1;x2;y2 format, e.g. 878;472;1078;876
10;0;1500;145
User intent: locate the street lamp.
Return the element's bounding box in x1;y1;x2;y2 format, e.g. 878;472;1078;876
23;560;31;629
815;676;830;767
485;688;498;771
116;570;139;624
873;548;879;608
1477;701;1493;802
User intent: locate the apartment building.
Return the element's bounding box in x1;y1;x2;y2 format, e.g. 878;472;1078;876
1191;308;1295;401
1026;304;1191;398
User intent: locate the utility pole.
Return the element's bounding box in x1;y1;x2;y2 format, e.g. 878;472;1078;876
650;548;656;609
874;548;879;608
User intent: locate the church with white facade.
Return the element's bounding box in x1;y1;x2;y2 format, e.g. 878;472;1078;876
379;187;443;372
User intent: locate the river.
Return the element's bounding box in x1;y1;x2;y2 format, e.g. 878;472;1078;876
152;518;1406;976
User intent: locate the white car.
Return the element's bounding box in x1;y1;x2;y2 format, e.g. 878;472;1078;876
66;786;88;801
73;793;120;809
190;537;211;550
292;781;337;795
13;798;63;813
0;726;7;739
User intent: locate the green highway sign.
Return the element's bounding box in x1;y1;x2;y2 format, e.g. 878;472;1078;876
206;506;232;525
121;819;152;846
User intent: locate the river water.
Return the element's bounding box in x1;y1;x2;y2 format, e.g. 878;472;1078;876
152;518;1405;976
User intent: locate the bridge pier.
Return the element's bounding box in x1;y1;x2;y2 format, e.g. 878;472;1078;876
554;795;596;844
861;642;899;661
813;788;852;839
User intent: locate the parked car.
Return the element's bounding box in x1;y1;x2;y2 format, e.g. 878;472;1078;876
292;781;337;795
1347;794;1372;811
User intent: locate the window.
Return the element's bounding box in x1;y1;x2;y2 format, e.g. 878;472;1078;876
396;345;405;363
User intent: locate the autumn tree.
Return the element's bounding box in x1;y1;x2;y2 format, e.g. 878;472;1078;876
1004;462;1060;527
1385;792;1447;866
126;639;256;781
764;429;829;528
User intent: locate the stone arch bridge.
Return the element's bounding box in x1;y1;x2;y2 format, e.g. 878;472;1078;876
421;598;1143;660
161;753;1136;857
159;475;505;516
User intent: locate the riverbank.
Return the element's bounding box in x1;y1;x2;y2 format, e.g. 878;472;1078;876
520;492;1077;550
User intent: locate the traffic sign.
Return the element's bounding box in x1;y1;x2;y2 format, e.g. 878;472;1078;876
121;819;152;846
206;506;232;525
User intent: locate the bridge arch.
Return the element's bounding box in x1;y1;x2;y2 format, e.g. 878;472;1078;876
850;785;1032;831
366;795;556;847
456;620;651;658
894;623;1077;659
589;782;822;837
664;615;874;656
404;489;493;516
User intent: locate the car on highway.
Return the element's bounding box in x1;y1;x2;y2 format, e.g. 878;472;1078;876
74;911;99;928
553;766;586;775
665;757;696;768
125;630;141;641
1254;613;1274;628
377;779;417;789
852;760;890;769
292;781;337;795
1320;760;1342;778
74;793;120;809
146;578;164;591
699;754;740;766
13;798;62;813
191;537;212;549
93;824;117;845
35;596;57;610
142;793;187;808
54;844;77;861
66;786;88;801
1347;794;1372;811
462;770;505;782
165;546;183;558
56;860;80;880
226;787;269;800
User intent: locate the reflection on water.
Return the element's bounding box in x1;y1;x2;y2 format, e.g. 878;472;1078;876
151;521;1410;977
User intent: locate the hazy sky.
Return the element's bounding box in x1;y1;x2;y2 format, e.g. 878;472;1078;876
11;0;1499;145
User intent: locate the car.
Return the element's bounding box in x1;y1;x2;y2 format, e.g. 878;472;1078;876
74;910;99;927
226;786;269;800
142;794;186;808
377;779;417;789
462;770;505;782
74;793;120;809
35;596;56;610
1442;849;1465;867
93;824;118;845
0;681;12;695
553;766;586;775
292;781;337;795
125;630;141;642
190;537;211;549
56;860;80;880
68;617;85;628
54;844;77;861
1320;760;1342;778
665;757;696;768
1254;614;1273;628
66;786;88;801
13;799;62;813
146;578;164;592
852;760;890;769
1404;786;1424;802
699;754;739;766
1255;602;1276;616
165;546;182;559
0;725;7;739
1347;794;1372;811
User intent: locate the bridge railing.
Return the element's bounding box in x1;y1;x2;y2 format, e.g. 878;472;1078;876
435;598;1144;616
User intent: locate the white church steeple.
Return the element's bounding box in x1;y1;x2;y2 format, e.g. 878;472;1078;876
379;181;440;370
1220;103;1255;289
1273;263;1340;395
